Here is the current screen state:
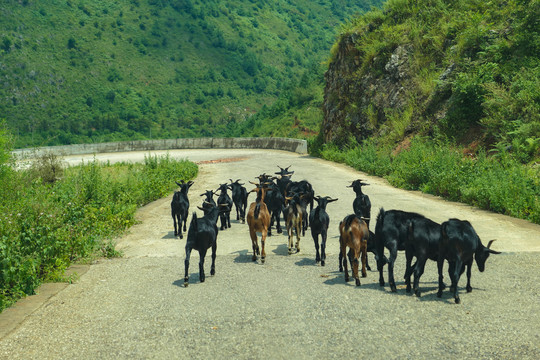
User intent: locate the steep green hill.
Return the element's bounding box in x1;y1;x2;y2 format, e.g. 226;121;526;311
0;0;382;148
322;0;539;163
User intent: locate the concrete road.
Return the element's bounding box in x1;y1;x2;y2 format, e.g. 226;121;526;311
1;149;539;359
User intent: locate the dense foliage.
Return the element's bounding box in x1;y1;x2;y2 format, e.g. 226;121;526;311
331;0;539;163
0;0;382;148
0;142;197;311
319;137;540;224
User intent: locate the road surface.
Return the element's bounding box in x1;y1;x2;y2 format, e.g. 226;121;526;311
1;149;539;359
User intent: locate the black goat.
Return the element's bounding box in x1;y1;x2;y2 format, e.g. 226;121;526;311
229;179;248;223
183;204;221;287
171;180;194;239
404;217;443;297
374;208;426;292
437;219;501;304
309;196;338;266
200;190;216;215
216;183;233;230
275;165;294;198
348;179;371;227
265;180;285;236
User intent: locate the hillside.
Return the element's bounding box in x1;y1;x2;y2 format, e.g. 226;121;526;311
0;0;382;148
322;0;539;163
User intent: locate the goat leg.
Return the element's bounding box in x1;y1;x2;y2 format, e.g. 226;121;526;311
184;247;192;287
210;243;216;276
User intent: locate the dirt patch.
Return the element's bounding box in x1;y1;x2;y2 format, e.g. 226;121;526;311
196;157;249;165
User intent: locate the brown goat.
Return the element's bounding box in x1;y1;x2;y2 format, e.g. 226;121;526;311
339;215;369;286
246;182;271;263
283;193;304;254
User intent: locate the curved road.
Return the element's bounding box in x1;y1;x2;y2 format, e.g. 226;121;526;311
1;149;539;359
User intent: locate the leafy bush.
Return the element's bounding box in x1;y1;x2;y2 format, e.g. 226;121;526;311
0;152;198;312
318;136;540;224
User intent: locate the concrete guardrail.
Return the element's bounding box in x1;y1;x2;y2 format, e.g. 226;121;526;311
12;137;308;158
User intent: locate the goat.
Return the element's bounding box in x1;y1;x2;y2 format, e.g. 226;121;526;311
348;179;371;227
246;182;272;263
171;180;194;239
229;179;248;223
183;204;221;287
200;190;216;215
404;217;443;297
285;180;314;227
216;183;233;230
283;193;305;254
275;165;294;198
265;180;285;236
339;214;369;286
339;229;387;272
437;219;501;304
308;196;338;266
374;208;426;292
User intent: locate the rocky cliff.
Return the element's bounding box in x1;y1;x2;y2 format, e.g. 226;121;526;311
322;32;453;147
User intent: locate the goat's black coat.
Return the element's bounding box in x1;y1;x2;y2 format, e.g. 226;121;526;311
216;183;233;230
349;180;371;227
184;205;220;287
265;181;285;235
404;217;443;297
374;208;426;292
309;196;337;266
437;218;500;304
171;180;193;239
229;179;248;223
200;190;216;215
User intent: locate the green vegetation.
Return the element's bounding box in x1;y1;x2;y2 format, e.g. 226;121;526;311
0;138;197;311
314;0;539;224
318;137;540;224
0;0;382;148
331;0;539;163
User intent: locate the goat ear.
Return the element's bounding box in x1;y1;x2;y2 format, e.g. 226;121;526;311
175;181;182;187
328;198;339;202
489;249;502;254
200;193;205;197
187;181;194;187
197;206;204;211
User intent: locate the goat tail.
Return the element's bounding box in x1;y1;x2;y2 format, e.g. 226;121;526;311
254;203;261;219
375;208;385;235
189;212;198;232
344;214;357;231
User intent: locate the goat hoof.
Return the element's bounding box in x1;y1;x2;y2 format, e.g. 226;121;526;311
390;285;397;293
210;270;215;276
406;286;411;293
252;255;257;262
184;282;188;287
455;297;461;304
321;261;325;267
361;272;367;278
415;289;421;297
355;279;361;286
379;281;385;287
436;291;443;298
261;257;265;264
366;265;371;271
466;286;472;293
180;235;183;239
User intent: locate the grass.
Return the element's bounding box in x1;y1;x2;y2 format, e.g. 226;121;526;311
0;152;198;312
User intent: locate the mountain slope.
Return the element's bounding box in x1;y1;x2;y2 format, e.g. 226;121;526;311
0;0;382;148
322;0;539;162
